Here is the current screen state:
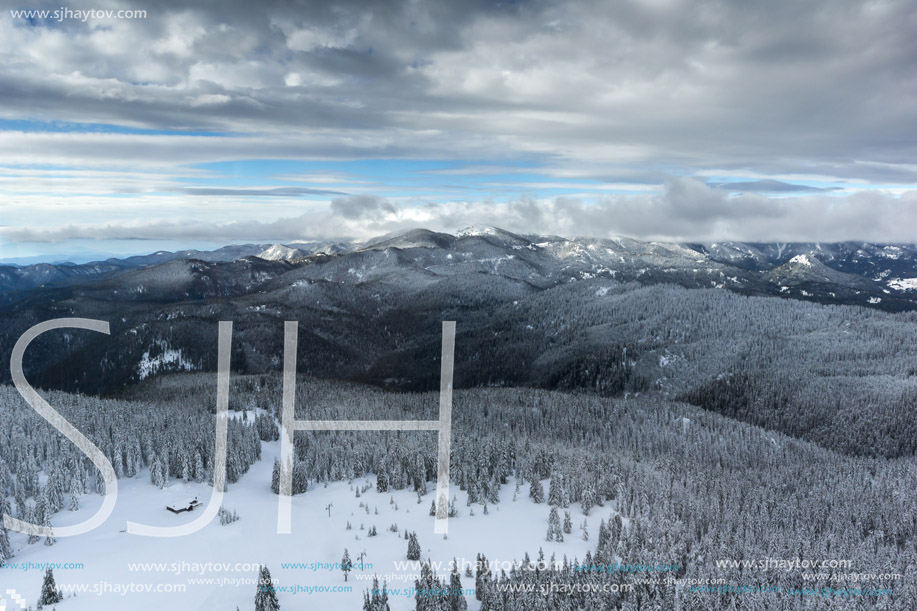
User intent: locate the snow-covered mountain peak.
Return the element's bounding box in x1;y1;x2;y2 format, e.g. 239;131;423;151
456;225;503;238
788;254;815;267
257;243;307;261
455;226;532;247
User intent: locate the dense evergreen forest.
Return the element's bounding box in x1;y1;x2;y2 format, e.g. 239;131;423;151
2;373;915;609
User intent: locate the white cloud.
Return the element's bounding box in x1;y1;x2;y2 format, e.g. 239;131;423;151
6;179;917;245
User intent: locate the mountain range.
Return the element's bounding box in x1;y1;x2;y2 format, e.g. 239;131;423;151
3;227;916;307
2;227;916;420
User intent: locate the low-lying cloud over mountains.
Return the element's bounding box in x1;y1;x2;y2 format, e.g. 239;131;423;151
6;179;917;246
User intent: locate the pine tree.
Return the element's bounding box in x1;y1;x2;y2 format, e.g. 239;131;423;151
46;470;64;513
475;553;491;602
415;561;446;611
581;484;596;515
436;493;448;520
548;472;563;506
193;450;206;482
364;576;391;611
68;478;80;511
255;565;280;611
449;558;468;611
548;507;563;542
407;532;421;560
377;579;390;611
342;548;352;582
292;461;308;494
529;479;544;504
158;451;169;487
271;458;280;494
43;508;56;547
0;524;11;562
150;456;165;489
181;451;191;482
35;493;55;546
218;505;240;525
95;470;107;495
26;505;39;544
67;458;84;497
38;568;62;607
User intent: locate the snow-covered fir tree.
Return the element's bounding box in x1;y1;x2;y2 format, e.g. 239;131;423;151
406;531;421;560
341;548;352;582
37;568;62;608
254;565;280;611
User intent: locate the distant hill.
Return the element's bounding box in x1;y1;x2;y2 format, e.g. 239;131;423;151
0;228;915;457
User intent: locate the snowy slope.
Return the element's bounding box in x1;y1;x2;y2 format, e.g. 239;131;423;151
256;244;309;262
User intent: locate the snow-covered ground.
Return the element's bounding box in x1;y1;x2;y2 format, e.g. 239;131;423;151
137;341;196;380
888;277;917;291
2;440;613;610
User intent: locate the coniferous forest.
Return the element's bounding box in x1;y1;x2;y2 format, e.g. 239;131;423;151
3;368;917;609
2;231;917;609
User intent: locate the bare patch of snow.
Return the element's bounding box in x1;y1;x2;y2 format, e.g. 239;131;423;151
888;278;917;291
137;342;195;380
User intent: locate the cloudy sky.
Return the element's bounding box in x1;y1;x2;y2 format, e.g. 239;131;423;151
1;0;916;261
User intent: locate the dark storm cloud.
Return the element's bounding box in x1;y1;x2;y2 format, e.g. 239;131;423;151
2;0;914;170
